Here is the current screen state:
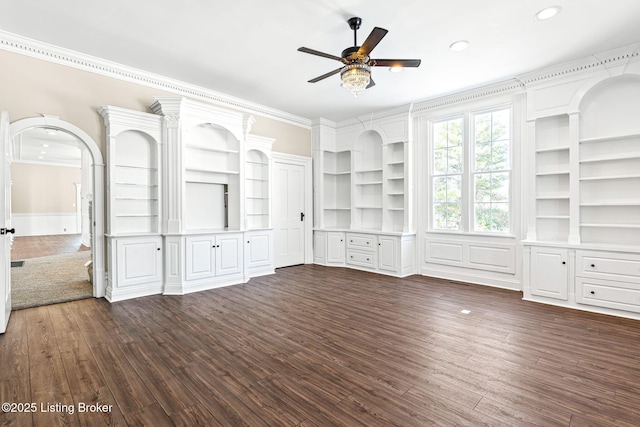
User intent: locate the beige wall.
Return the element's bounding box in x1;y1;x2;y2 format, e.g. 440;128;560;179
0;49;311;157
11;162;81;214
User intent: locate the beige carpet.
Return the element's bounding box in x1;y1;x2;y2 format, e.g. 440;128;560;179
11;251;93;310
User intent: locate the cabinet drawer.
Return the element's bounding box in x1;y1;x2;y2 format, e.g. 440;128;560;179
346;233;375;251
346;250;375;268
576;277;640;314
577;251;640;283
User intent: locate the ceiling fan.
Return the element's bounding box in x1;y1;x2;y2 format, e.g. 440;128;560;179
298;17;421;97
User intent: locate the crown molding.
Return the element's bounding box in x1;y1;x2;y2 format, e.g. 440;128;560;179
411;79;525;116
0;30;312;129
516;42;640;87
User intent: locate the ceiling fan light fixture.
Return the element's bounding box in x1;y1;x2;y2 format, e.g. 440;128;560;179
535;6;562;21
389;65;404;73
341;63;371;97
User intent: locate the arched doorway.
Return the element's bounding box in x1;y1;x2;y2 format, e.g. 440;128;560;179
9;116;105;300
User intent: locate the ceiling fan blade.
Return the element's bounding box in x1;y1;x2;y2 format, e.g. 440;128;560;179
308;67;343;83
370;59;421;67
298;47;344;62
366;78;376;89
357;27;388;57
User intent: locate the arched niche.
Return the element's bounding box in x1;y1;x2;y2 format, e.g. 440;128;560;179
111;129;159;234
579;75;640;139
9;116;105;298
355;130;383;170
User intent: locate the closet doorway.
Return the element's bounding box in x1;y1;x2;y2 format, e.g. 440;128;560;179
7;116;105;312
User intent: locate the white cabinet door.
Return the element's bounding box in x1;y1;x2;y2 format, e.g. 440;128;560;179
327;232;345;264
217;234;242;276
185;235;216;281
116;237;163;287
313;231;327;265
246;231;272;269
530;247;568;300
378;236;398;272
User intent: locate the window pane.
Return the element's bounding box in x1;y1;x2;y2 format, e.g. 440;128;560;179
492;109;510;141
433;121;448;149
433;203;447;228
491;203;510;232
475;141;491;171
448;146;463;173
446;203;462;229
491;172;510;202
475;114;491;143
474;202;491;231
491;139;510;170
434;148;447;174
433;177;447;202
447;176;462;202
474;173;492;202
448;119;463;146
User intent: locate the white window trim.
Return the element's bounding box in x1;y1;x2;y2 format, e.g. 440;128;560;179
428;103;514;236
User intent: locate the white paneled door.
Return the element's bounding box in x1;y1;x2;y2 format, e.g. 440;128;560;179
274;161;305;267
1;112;13;333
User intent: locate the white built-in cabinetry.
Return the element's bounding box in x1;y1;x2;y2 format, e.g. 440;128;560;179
99;106;164;301
312;113;415;278
522;53;640;319
100;97;274;302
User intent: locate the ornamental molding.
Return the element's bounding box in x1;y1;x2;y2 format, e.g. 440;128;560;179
410;80;525;116
0;30;312;129
516;42;640;87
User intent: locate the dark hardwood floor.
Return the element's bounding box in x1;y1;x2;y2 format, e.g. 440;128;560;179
2;264;640;426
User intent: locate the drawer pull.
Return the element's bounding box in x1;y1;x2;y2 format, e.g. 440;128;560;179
366;258;370;261
591;264;595;268
562;261;566;265
590;290;595;295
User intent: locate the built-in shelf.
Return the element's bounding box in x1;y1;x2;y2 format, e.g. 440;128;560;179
579;132;640;143
580;223;640;229
580;174;640;181
535;146;570;153
185;143;239;154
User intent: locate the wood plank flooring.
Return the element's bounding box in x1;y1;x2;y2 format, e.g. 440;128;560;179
2;264;640;426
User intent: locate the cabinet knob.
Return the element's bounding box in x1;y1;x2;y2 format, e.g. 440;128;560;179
247;240;250;243
157;248;161;251
590;290;595;295
366;258;370;261
590;264;595;268
562;261;566;265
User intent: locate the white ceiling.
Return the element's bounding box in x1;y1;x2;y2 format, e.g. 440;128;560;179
1;0;640;122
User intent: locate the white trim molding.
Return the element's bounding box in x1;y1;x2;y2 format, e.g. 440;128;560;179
0;30;312;129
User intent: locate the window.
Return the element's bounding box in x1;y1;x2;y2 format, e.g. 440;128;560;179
473;109;510;232
432;117;463;230
430;107;512;234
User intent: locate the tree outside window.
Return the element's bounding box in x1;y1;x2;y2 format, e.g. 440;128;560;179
473;109;511;232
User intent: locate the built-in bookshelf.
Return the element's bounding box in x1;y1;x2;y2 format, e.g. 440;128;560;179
384;141;406;232
111;129;161;234
353;131;383;230
246;149;269;229
534;115;570;242
322;150;351;229
579;133;640;246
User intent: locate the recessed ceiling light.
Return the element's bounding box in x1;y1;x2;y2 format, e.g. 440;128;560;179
535;6;562;21
449;40;469;52
389;66;404;73
46;129;57;136
40;151;46;154
42;144;49;148
38;156;44;159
